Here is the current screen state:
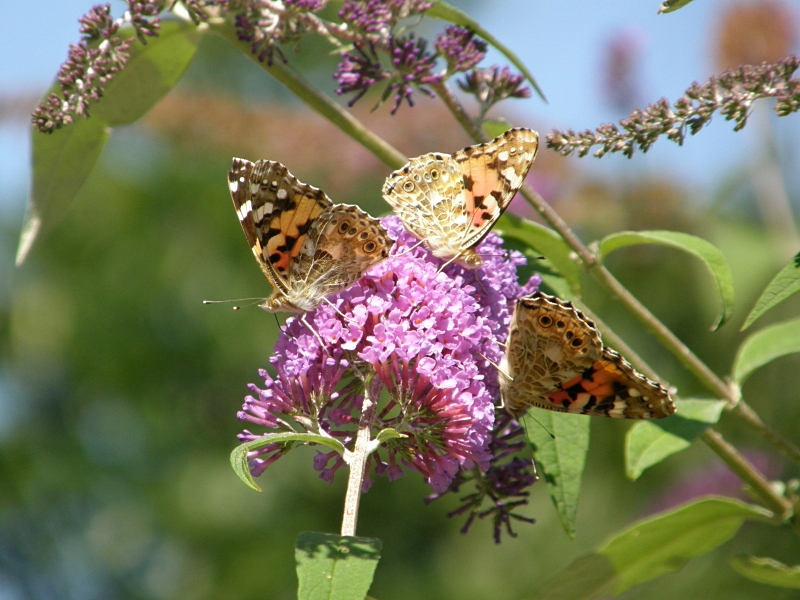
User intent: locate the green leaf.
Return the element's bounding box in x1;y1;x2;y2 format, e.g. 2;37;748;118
741;251;800;330
296;532;382;600
230;432;346;492
93;21;204;125
599;230;734;329
426;1;546;101
626;399;726;480
497;213;582;295
483;118;513;139
730;555;800;589
658;0;696;14
732;316;800;385
522;411;590;539
19;116;109;264
531;497;771;599
18;21;203;265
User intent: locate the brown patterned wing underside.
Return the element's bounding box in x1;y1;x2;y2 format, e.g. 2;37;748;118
382;153;467;259
285;204;392;310
453;127;539;248
501;292;675;419
228;158;391;312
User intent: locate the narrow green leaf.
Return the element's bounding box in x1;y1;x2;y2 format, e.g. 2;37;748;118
296;532;382;600
19;116;109;264
730;555;800;589
497;214;582;295
426;1;546;101
374;428;405;444
626;399;726;480
732;316;800;385
531;497;771;599
658;0;696;14
522;412;590;539
741;251;800;330
230;432;346;492
94;21;204;125
599;230;734;329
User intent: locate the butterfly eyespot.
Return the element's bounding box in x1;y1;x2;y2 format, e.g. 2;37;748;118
430;169;439;180
565;331;574;340
403;181;415;192
338;221;351;234
538;315;552;327
348;227;358;235
359;231;369;240
363;241;377;253
555;320;566;329
570;338;583;348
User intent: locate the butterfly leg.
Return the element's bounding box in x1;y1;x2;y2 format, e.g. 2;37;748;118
391;238;426;258
323;298;359;326
300;313;330;355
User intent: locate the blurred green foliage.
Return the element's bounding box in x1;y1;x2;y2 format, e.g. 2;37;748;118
3;24;800;600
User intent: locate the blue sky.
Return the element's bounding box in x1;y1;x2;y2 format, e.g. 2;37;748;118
2;0;799;215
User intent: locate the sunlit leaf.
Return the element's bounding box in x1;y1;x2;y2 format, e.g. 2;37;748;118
19;116;109;265
94;21;204;125
741;251;800;330
730;555;800;589
732;316;800;385
296;532;382;600
497;214;582;295
626;399;726;480
230;432;346;492
522;412;590;539
531;497;771;599
599;230;734;329
19;21;203;265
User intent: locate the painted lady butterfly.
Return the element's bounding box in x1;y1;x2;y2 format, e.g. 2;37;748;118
382;128;539;268
228;158;392;313
499;292;676;419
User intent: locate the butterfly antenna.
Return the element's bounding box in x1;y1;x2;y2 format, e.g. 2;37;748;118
437;254;461;273
520;412;555;440
203;298;264;310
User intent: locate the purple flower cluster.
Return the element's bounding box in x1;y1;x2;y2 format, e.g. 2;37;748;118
435;26;487;74
31;2;162;133
238;216;539;494
548;56;800;158
333;44;388;105
458;65;532;115
385;35;442;113
339;0;432;33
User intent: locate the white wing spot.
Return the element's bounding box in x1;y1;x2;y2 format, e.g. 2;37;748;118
276;188;288;200
237;200;252;221
498;150;509;162
229;180;238;193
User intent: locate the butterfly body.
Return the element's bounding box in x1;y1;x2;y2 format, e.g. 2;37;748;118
228;159;391;312
500;292;675;419
382;128;539;268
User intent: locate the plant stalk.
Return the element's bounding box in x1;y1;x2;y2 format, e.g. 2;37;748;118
341;374;379;537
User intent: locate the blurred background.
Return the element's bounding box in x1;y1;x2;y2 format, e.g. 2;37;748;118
2;1;800;599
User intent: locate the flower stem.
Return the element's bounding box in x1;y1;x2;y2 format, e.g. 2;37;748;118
341;373;379;537
209;20;408;170
733;401;800;470
701;428;792;519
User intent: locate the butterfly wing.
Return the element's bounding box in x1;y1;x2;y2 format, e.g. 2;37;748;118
382;152;467;260
453;127;539;249
501;292;675;419
228;158;333;311
285;203;392;311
